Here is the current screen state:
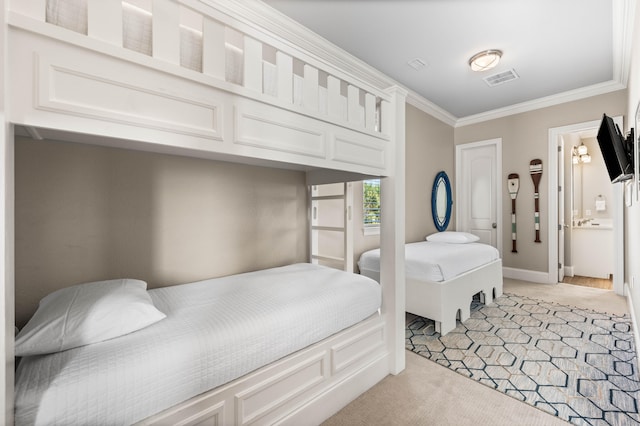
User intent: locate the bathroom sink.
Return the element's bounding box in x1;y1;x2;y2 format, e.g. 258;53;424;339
573;218;612;229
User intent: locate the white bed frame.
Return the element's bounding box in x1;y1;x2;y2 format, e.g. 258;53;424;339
361;259;503;336
0;0;407;424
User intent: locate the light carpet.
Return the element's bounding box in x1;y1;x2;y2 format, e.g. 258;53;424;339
406;293;640;425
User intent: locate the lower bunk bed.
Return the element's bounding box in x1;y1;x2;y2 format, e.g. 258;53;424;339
359;233;503;336
14;263;387;425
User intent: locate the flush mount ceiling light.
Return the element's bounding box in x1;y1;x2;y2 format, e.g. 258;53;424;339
468;49;502;72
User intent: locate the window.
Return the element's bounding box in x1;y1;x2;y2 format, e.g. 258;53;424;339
363;179;380;235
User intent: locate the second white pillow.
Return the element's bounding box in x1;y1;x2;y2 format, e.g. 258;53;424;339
426;231;480;244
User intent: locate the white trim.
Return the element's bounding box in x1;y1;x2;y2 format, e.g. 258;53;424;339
502;266;553;284
564;265;575;277
380;86;407;375
625;282;640;370
547;117;625;291
456;81;625;127
455;138;503;256
612;0;636;87
363;225;380;236
613;183;624;295
405;91;457;127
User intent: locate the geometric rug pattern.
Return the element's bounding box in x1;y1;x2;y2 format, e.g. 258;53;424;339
406;293;640;425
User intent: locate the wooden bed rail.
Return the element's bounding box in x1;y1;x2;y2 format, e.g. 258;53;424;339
9;0;391;139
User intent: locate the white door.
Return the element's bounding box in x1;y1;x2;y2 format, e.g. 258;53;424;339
456;139;502;253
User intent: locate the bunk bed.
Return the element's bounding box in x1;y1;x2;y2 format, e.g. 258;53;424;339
3;0;407;424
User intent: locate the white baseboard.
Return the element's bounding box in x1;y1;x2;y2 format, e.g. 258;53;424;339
564;265;574;277
625;283;640;370
502;267;553;284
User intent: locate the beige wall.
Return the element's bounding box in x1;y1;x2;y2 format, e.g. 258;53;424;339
352;103;455;268
15;137;308;327
455;90;626;273
405;104;456;241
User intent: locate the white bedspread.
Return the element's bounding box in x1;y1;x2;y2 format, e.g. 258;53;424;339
14;263;381;425
359;241;500;282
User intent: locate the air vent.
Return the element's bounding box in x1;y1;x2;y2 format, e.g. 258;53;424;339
407;58;427;70
484;69;519;87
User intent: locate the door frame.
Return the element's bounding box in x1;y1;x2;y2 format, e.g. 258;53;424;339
557;141;565;283
548;118;624;294
455;138;503;256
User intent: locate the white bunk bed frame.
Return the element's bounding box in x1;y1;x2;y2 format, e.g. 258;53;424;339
0;0;407;424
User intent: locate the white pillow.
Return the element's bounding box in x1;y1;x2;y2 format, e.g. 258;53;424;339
15;278;166;356
426;231;480;244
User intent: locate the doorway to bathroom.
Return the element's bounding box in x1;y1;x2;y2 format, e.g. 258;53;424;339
565;131;614;290
550;118;624;295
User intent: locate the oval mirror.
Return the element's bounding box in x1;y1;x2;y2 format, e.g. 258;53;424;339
431;171;453;232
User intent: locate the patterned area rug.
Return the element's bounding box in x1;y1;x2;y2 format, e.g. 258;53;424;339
406;293;640;425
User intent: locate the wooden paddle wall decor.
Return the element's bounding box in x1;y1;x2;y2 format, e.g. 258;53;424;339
507;173;519;252
529;159;542;243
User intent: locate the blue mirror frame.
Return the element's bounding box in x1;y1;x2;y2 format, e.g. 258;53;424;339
431;171;453;232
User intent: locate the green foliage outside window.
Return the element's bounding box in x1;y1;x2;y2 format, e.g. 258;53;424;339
363;179;381;226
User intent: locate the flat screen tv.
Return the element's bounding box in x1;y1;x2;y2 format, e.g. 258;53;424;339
596;113;634;183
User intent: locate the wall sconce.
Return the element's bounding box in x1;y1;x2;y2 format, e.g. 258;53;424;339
573;143;591;164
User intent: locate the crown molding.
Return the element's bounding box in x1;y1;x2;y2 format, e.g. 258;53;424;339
455;80;626;127
612;0;636;87
406;91;457;126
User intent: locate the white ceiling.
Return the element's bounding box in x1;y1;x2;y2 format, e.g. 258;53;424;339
262;0;632;123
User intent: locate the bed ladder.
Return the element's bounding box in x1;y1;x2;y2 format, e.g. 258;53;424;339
309;183;354;272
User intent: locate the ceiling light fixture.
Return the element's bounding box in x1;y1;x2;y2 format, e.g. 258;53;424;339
468;49;502;72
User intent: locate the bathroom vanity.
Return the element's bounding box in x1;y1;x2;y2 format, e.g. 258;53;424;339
571;219;613;279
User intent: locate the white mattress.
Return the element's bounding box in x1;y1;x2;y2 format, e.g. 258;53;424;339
14;263;381;425
358;241;500;282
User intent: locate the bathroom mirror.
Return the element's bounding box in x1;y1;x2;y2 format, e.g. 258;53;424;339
431;171;453;231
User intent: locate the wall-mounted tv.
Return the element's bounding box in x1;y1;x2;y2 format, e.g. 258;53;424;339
596;113;634;183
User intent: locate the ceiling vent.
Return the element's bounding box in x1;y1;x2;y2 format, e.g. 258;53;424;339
484;69;519;87
407;58;427;70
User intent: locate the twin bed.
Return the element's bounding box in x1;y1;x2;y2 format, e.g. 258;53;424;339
15;264;382;425
359;233;503;336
